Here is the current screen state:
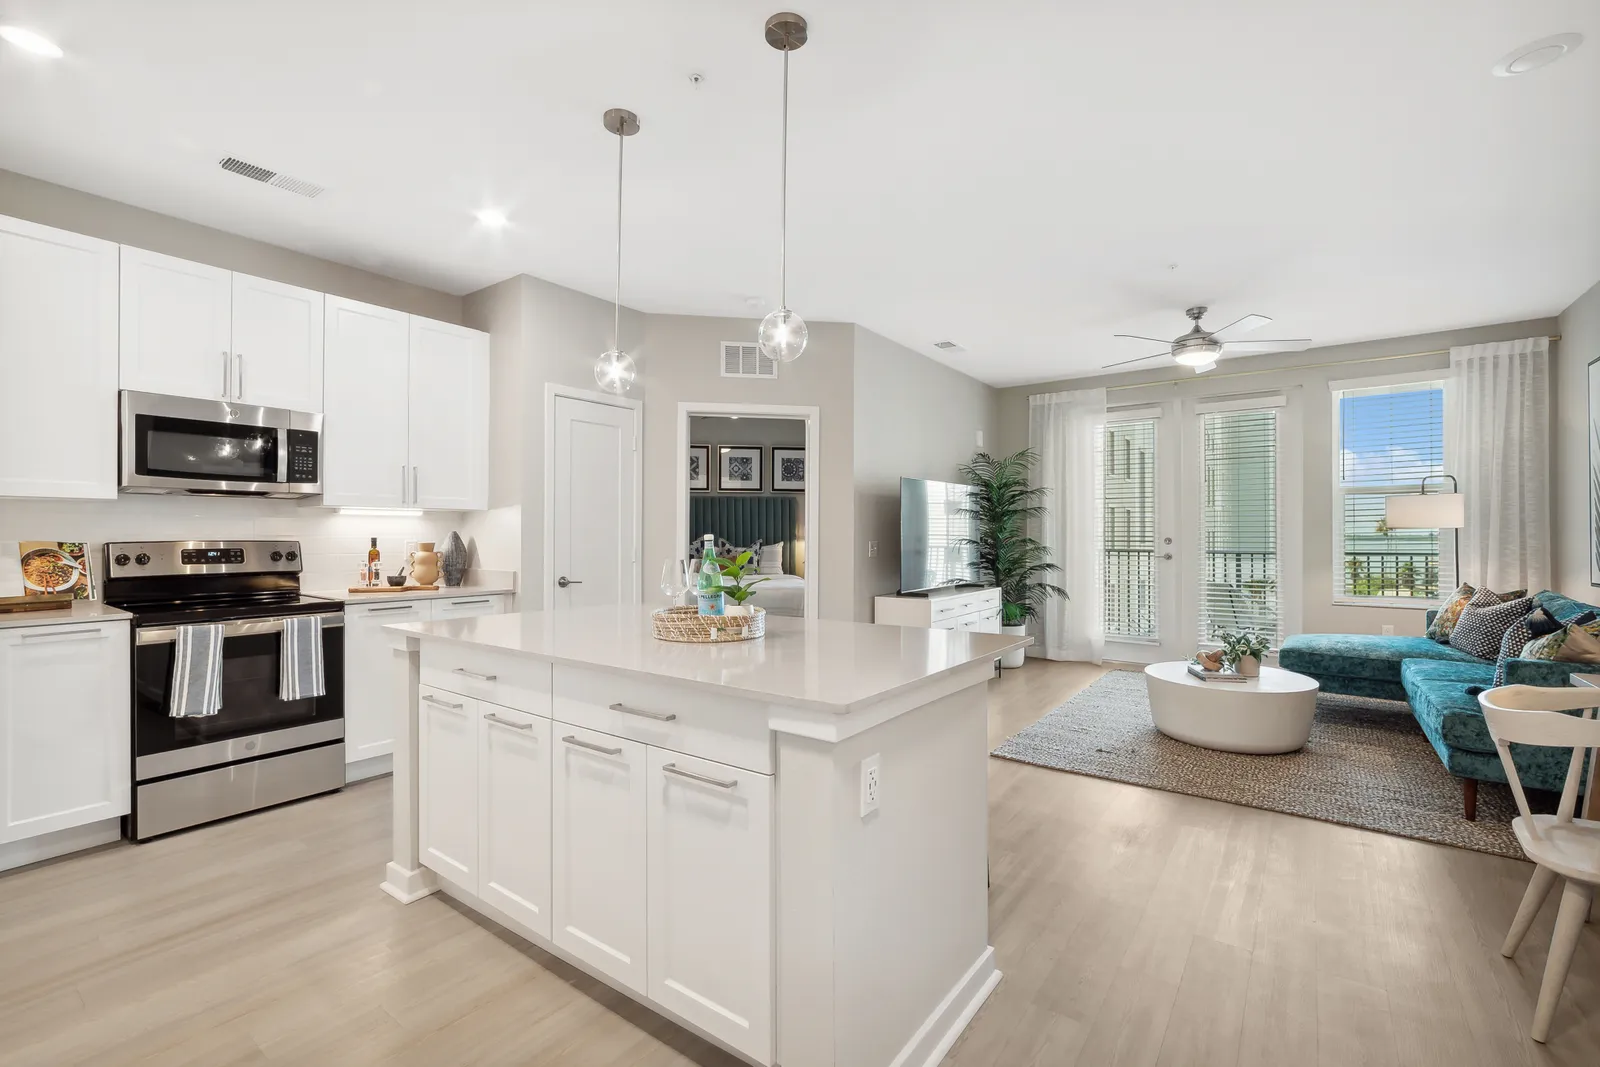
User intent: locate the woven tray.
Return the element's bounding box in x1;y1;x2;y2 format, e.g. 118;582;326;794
651;605;765;643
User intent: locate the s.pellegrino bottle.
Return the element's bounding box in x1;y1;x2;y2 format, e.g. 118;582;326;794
695;534;725;616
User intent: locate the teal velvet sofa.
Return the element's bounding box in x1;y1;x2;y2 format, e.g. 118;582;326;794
1279;591;1599;820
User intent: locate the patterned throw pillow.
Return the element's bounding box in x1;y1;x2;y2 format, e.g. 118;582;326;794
1523;617;1600;661
1525;605;1564;638
1427;584;1476;642
1555;624;1600;663
1450;595;1533;660
1492;619;1535;686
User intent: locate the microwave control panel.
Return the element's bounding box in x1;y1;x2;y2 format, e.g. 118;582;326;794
286;429;319;485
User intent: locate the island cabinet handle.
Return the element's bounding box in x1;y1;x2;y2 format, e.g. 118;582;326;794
422;694;464;710
452;668;497;681
609;702;677;722
562;734;623;756
483;713;532;731
662;763;738;790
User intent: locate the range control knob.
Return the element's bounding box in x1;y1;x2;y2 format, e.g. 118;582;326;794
285;550;299;562
269;551;284;562
134;553;151;566
113;553;131;567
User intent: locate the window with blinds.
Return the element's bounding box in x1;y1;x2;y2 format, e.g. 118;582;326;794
1102;419;1158;639
1333;379;1445;600
1199;408;1279;642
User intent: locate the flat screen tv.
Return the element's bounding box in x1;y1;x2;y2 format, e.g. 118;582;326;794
899;477;981;594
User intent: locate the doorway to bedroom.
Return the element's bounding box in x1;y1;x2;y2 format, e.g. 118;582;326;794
676;403;819;619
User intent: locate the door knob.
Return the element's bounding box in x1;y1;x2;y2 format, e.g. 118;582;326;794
557;576;582;588
1161;553;1173;560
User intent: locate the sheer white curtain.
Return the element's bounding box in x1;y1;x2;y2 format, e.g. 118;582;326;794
1448;336;1551;592
1029;387;1107;662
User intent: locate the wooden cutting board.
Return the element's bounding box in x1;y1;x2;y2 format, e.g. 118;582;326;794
347;584;440;594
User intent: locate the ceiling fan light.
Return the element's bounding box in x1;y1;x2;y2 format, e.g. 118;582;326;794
1174;341;1222;367
1192;361;1218;374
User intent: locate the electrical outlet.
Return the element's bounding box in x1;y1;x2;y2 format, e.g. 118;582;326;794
867;540;879;558
860;754;881;817
1381;624;1395;636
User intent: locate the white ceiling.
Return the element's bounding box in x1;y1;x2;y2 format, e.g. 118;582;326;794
1;1;1596;387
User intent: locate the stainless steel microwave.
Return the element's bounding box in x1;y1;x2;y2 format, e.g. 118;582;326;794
119;391;323;497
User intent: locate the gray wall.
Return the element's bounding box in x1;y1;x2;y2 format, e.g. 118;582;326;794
852;327;1001;621
0;168;462;322
1554;279;1600;598
690;416;806;497
995;319;1561;637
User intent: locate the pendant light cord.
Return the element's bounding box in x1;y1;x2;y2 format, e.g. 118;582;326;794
780;46;789;309
614;127;624;351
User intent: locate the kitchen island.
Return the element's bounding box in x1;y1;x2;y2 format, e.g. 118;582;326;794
381;606;1026;1067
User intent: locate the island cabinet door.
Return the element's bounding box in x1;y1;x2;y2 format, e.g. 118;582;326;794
478;704;552;939
551;724;648;994
646;749;774;1064
418;685;478;885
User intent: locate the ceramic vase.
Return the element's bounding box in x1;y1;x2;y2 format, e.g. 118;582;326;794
1235;654;1260;678
440;531;468;586
410;542;440;586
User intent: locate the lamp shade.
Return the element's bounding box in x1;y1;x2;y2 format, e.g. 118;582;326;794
1385;492;1464;529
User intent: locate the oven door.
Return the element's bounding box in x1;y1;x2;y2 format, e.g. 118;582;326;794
132;615;344;781
119;390;322;496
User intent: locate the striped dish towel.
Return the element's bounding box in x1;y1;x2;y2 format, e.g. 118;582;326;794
279;614;327;701
169;623;225;717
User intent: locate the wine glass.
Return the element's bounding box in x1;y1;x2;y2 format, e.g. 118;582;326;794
660;559;691;608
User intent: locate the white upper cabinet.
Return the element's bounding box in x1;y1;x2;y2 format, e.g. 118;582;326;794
119;246;233;401
322;297;411;507
408;317;488;511
231;273;324;412
0;215;119;500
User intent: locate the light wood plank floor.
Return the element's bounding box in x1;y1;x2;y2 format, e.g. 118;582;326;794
0;660;1594;1065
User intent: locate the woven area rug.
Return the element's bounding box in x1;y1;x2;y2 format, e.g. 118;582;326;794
992;669;1524;858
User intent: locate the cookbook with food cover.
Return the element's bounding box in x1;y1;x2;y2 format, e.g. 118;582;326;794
15;542;94;599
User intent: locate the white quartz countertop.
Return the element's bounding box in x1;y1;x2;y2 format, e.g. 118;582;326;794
0;599;133;630
307;585;515;604
388;606;1029;714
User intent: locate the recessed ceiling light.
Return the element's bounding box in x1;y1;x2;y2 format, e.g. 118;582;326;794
0;25;64;58
474;208;508;228
1492;33;1583;77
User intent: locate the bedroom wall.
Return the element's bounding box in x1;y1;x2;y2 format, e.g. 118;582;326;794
1552;278;1600;599
688;416;807;577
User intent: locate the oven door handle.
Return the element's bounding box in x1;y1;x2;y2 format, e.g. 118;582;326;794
137;614;344;645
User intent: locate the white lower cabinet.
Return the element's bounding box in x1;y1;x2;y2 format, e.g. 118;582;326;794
344;599;432;766
432;594;511;621
646;749;774;1062
418;685;478;884
478;705;552;938
551;724;649;994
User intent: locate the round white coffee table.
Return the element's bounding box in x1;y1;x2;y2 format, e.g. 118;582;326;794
1144;661;1320;754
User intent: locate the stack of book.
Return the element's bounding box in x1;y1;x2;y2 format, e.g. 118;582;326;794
1187;663;1247;683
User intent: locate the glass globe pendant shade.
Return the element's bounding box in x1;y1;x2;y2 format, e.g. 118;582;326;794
594;348;637;394
758;306;808;363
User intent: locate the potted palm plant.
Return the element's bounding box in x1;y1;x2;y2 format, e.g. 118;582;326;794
957;449;1067;669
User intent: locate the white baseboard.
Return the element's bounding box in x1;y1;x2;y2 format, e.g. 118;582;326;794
888;946;1001;1067
0;818;124;874
346;754;393;784
379;862;438;903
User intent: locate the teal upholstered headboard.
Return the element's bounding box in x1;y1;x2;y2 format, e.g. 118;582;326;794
690;495;797;570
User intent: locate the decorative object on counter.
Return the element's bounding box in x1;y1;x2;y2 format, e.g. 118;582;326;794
957;449;1067;668
695;534;725;616
16;541;94;599
713;547;771;608
718;445;763;492
1219;631;1271;677
386;574;407;587
688;445;710;492
409;542;440;587
770;446;805;491
367;537;380;588
660;558;692;607
593;106;640;395
347;583;440;594
652;604;767;643
756;11;810;365
440;531;468;586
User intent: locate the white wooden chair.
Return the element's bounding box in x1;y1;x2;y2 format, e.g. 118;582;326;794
1478;685;1600;1043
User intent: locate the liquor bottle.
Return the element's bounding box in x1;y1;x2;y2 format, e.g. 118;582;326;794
695;534;725;616
368;537;380;587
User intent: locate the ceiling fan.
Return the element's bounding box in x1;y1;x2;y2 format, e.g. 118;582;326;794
1105;306;1312;374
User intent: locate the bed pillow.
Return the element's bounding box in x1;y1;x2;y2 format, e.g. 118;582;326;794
1449;594;1533;661
758;543;784;576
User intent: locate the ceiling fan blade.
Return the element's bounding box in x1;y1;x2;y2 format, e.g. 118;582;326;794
1112;334;1175;344
1102;351;1172;369
1218;338;1313;355
1210;314;1271;342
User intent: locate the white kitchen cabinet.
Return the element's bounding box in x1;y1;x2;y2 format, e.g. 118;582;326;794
646;749;774;1062
0;621;131;843
551;723;649;994
478;703;552;938
431;594;511;622
119;246;233;401
343;599;432;770
0;215;119;500
418;684;478;886
231;273;323;412
322;297;411;507
408;317;489;511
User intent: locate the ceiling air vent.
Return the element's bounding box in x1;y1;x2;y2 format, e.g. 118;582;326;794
721;341;778;380
932;340;964;351
218;156;326;198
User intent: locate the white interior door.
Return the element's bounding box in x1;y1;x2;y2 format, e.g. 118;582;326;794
551;394;639;608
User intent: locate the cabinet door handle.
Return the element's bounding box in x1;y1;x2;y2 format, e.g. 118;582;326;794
484;713;532;731
400;464;408;505
222;350;231;399
662;763;738;790
366;603;421;613
412;466;419;505
447;599;492;607
20;627;110;642
422;694;464;710
562;734;622;756
235;353;244;399
610;702;676;722
452;667;497;681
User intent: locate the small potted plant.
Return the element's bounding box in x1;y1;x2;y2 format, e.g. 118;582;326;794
1219;631;1271;677
711;550;770;615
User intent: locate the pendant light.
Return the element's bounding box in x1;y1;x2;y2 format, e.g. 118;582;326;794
757;12;809;364
594;108;640;394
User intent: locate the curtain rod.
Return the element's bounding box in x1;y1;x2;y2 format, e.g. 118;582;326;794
1104;335;1562;393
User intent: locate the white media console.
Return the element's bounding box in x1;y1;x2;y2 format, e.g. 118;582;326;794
873;586;1002;633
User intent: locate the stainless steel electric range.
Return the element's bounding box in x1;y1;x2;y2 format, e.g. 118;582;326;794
102;540;345;840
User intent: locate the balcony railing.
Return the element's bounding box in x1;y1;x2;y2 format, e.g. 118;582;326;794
1342;550;1440;598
